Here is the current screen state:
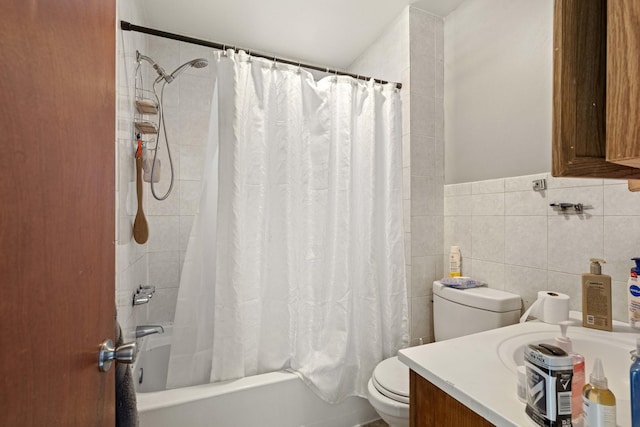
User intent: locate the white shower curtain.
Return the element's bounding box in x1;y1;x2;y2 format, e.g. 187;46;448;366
167;50;408;403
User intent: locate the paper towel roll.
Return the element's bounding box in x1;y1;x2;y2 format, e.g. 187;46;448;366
519;291;570;324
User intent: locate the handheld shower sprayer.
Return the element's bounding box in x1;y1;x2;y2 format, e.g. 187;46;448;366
136;51;208;84
134;50;209;201
136;51;171;83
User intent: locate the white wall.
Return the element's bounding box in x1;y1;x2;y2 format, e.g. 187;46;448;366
444;0;554;184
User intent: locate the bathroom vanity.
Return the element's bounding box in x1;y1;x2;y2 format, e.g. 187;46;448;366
398;312;636;427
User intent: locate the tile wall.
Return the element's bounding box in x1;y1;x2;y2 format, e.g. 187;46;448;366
444;174;640;322
116;2;215;338
116;0;150;339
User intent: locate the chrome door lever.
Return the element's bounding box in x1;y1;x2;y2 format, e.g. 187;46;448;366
98;339;137;372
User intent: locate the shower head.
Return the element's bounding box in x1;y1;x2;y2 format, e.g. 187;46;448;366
136;51;170;83
166;58;209;83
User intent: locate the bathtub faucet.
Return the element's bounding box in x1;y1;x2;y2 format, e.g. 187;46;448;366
135;325;164;338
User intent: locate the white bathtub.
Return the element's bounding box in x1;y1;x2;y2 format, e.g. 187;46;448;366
134;327;379;427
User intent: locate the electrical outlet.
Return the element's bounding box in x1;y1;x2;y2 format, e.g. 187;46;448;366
532;179;546;191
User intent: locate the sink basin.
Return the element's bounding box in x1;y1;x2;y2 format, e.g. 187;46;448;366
400;312;638;427
496;319;635;425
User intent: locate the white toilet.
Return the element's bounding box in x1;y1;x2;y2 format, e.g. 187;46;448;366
367;280;521;427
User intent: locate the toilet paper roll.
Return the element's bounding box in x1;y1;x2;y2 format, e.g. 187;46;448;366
519;291;570;324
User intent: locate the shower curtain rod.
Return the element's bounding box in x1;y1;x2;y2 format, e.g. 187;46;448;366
120;21;402;89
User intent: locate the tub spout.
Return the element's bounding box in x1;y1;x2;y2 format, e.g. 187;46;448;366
135;325;164;338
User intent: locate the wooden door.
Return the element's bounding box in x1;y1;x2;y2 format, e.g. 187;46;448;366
0;0;116;425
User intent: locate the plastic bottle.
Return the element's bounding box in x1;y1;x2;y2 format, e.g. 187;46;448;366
583;358;616;427
449;246;461;277
631;338;640;427
628;258;640;329
555;321;585;425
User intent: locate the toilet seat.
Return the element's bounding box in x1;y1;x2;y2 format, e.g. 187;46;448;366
371;356;409;404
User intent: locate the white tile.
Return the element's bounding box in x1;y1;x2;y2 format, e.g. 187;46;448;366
402;133;411;168
471;216;504;263
472;193;504;216
411;296;433;342
546;176;603;189
410;136;435;176
403;199;411;232
147;215;180;252
443;215;472;258
603;216;640;282
179;145;205;181
612;280;629;322
411;256;439;297
147;288;180;324
547;215;603;275
411;176;444;217
603;182;640;215
505;189;548;216
179;75;215;110
411;215;443;257
444;183;472;197
444;194;472;216
504;216;547;270
148;251;180;289
505;265;547;310
180;180;202;215
178;107;212;147
472;178;504;194
410;94;435;137
470;259;505;290
505;174;549;192
145;182;180;216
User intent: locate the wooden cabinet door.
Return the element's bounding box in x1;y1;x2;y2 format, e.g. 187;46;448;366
606;0;640;168
0;0;116;425
410;370;494;427
552;0;640;178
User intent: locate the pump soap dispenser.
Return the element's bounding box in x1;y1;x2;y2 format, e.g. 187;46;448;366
556;321;585;425
582;258;612;331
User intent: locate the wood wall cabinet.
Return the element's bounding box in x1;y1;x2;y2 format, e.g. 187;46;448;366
409;370;494;427
553;0;640;178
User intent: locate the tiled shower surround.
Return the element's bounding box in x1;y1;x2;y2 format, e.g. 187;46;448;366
444;174;640;322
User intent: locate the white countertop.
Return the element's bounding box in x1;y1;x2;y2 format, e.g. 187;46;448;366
398;312;637;426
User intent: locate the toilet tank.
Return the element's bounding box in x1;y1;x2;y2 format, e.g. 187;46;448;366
433;280;521;341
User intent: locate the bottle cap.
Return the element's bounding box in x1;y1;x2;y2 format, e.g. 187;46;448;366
589;358;608;389
632;258;640;274
590;258;606;275
450;246;460;252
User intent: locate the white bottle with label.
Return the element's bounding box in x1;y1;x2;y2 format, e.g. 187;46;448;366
583;358;616;427
449;246;461;277
628;258;640;329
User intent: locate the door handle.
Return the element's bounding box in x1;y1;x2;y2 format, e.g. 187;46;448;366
98;339;137;372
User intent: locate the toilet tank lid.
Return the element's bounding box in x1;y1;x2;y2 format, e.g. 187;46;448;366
433;281;521;312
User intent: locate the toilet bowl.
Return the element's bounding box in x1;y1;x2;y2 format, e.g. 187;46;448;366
367;280;521;426
367;356;409;427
